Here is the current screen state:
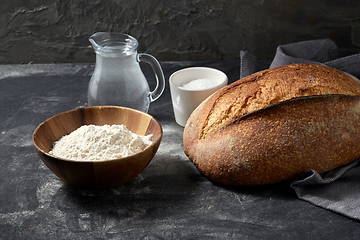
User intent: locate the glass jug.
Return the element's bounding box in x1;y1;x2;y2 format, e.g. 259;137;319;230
87;32;165;112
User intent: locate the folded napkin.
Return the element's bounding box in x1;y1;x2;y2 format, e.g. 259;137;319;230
240;39;360;220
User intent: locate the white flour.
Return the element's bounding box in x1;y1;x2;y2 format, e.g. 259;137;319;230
49;124;153;161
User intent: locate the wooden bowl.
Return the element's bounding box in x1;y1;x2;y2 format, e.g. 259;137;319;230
33;106;162;188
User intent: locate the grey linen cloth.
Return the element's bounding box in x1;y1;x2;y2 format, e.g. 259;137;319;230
240;39;360;220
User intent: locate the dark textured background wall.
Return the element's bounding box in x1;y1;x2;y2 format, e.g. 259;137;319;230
1;0;360;64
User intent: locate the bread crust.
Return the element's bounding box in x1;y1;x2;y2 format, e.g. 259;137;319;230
183;64;360;185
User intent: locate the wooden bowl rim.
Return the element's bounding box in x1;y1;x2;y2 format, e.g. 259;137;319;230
33;106;163;163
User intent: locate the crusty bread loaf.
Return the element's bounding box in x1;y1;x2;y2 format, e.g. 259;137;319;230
183;63;360;185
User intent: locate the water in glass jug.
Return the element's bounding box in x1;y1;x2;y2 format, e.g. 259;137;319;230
88;32;165;113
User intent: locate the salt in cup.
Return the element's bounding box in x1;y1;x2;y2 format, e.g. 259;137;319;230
169;67;228;127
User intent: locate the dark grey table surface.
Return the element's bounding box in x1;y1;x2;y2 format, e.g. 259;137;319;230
1;61;360;239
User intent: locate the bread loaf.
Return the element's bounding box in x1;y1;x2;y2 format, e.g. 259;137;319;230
183;63;360;185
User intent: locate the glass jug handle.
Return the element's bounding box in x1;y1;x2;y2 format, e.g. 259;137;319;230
137;53;165;102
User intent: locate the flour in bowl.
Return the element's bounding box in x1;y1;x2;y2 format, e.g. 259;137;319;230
49;124;153;161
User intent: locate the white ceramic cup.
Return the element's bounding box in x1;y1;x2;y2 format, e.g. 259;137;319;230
169;67;228;127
